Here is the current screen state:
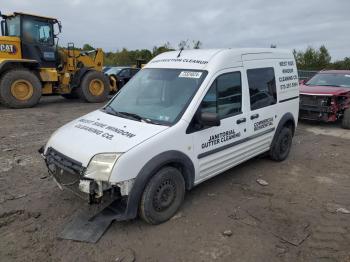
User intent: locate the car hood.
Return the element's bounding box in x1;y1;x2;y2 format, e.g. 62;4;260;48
45;110;169;166
300;84;350;96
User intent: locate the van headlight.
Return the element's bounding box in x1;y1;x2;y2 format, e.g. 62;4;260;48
84;153;122;181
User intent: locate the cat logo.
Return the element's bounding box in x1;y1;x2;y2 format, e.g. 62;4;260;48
0;44;17;54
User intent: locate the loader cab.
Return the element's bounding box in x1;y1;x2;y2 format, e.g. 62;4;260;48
1;12;60;68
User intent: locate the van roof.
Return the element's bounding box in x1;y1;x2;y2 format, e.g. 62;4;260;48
146;48;293;70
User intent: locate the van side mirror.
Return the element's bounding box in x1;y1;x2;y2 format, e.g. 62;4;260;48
200;112;220;127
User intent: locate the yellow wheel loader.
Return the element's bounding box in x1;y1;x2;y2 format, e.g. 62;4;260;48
0;11;114;108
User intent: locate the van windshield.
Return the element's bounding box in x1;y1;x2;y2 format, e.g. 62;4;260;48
105;68;207;125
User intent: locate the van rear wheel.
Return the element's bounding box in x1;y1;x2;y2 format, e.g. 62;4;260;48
139;167;185;225
0;69;42;108
269;126;293;161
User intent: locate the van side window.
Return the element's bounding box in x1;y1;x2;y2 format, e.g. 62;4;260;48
247;67;277;110
201;72;242;119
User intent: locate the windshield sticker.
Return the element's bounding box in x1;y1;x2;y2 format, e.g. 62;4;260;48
201;129;241;149
158;115;170;121
179;71;203;79
75;119;136;140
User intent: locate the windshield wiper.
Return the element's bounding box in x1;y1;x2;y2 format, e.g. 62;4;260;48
103;105;119;116
103;107;165;125
103;106;131;119
120;111;165;125
119;111;143;121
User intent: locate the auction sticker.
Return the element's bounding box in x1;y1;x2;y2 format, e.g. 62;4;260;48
179;71;202;78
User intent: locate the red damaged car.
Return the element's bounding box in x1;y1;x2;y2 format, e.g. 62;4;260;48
299;70;350;129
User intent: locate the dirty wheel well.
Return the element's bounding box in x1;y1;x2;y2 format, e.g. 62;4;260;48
284;119;295;136
158;162;193;191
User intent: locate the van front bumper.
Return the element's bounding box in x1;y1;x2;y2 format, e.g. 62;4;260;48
39;146;139;221
42;147;120;204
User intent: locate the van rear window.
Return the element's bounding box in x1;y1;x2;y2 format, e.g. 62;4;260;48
247;67;277;110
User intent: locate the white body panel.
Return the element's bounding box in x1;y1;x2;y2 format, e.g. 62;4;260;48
44;48;299;188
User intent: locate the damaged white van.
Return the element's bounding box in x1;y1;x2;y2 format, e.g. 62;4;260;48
41;48;299;224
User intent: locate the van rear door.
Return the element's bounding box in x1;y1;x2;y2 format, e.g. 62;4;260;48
243;60;278;152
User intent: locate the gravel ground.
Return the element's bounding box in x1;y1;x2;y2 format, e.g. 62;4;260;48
0;96;350;262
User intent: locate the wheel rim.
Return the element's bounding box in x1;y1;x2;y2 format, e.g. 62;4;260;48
88;79;104;96
280;134;291;154
153;179;177;212
10;80;34;101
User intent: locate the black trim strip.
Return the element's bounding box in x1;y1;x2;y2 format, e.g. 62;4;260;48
198;127;275;159
279;96;299;103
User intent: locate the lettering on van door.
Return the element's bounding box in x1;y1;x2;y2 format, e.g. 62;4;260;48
201;129;241;149
278;60;298;90
253;117;274;131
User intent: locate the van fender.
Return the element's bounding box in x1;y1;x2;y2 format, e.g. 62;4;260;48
124;150;195;220
271;112;296;147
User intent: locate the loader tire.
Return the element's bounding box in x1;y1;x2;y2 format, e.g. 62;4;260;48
0;69;42;108
77;71;109;103
342;109;350;129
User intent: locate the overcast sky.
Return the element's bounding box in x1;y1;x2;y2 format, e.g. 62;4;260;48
2;0;350;60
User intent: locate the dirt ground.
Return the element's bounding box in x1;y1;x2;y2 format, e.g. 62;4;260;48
1;96;350;262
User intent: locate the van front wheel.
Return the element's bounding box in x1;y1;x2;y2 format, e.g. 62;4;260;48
139;167;185;225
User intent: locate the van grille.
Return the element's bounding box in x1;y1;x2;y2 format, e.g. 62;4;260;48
46;147;84;175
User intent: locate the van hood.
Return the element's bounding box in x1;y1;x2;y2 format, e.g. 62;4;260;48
45;110;169;166
300;84;350;96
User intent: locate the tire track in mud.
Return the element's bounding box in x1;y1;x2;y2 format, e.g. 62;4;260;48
306;212;350;261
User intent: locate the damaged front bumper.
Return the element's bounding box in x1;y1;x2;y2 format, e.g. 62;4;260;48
40;147;133;207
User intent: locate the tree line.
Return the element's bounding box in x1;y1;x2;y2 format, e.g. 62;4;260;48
81;42;349;70
293;45;350;70
81;40;202;66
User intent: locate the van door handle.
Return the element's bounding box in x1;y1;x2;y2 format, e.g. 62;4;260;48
236;118;246;124
250;114;259;120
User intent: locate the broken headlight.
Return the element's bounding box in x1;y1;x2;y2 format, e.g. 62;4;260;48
84;153;122;181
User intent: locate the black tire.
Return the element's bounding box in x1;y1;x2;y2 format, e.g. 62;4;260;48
342;109;350;129
269;127;293;161
0;69;42;108
140;167;185;225
77;71;109;103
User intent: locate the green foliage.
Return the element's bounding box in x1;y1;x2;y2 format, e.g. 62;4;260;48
293;45;331;70
152;42;175;57
329;57;350;70
294;45;350;70
68;40;204;66
82;44;94;51
102;40;203;66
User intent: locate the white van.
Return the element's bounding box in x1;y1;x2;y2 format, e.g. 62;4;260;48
41;48;299;224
